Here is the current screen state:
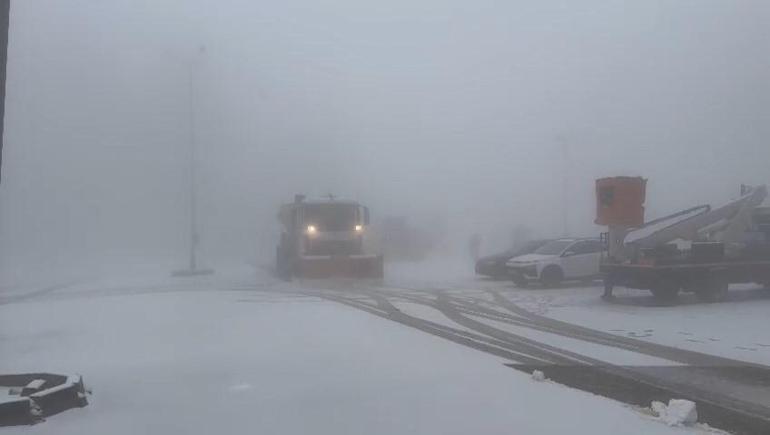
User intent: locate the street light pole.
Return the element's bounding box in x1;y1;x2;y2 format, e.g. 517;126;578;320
173;46;213;277
0;0;8;184
187;62;199;272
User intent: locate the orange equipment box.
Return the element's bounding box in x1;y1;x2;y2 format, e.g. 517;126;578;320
595;176;647;226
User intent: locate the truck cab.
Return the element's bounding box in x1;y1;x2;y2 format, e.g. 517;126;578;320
276;195;382;279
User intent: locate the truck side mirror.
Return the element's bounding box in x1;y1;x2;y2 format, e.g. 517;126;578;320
363;207;370;225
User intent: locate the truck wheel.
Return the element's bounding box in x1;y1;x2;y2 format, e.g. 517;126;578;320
276;246;291;280
540;266;563;288
602;275;615;300
649;279;679;303
695;276;729;302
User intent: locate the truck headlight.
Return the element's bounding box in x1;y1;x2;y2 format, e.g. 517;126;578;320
306;225;317;235
355;225;363;232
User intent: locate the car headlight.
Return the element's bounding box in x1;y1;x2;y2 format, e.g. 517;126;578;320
306;225;317;235
354;224;363;232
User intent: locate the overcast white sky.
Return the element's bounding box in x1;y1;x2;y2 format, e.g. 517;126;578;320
0;0;768;273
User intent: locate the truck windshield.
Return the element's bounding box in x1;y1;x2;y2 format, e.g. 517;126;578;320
303;204;358;231
534;240;572;255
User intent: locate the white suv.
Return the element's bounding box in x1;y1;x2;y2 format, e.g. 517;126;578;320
505;238;603;287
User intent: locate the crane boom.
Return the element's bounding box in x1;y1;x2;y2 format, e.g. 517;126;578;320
627;185;767;251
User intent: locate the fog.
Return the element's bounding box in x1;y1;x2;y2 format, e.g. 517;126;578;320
0;0;768;279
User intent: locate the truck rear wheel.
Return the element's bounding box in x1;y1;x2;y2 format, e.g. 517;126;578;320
649;279;679;303
695;276;729;302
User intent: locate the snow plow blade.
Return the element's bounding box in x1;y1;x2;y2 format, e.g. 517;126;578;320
297;255;384;279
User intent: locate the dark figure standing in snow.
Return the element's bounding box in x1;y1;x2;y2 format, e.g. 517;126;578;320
468;233;482;262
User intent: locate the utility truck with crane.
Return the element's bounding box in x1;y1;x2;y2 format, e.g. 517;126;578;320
276;195;384;279
598;177;770;302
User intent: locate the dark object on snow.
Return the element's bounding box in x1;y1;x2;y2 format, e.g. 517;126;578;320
475;239;550;279
0;373;89;426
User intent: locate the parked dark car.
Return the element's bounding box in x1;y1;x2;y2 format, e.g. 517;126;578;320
475;239;550;279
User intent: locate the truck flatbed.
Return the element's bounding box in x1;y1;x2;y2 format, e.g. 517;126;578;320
601;259;770;302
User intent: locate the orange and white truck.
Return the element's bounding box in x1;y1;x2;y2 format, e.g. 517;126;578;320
598;178;770;302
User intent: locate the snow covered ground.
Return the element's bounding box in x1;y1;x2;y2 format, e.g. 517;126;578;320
385;255;770;367
0;262;713;434
501;283;770;366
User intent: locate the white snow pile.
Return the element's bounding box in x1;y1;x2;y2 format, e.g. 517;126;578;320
651;399;698;426
531;370;547;382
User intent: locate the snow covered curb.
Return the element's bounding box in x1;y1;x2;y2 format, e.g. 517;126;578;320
527;370;702;428
0;373;88;426
509;364;770;434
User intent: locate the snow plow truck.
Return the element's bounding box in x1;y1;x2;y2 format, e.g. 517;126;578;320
276;195;384;279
